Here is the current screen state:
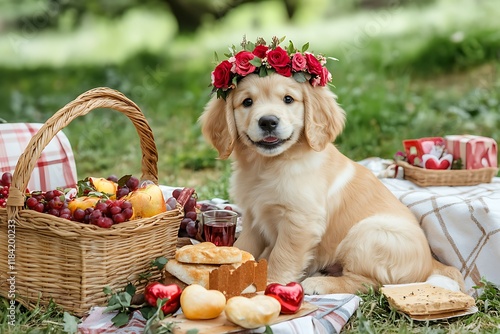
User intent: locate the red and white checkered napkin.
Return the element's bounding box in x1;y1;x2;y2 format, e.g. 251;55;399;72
0;123;77;191
77;293;360;334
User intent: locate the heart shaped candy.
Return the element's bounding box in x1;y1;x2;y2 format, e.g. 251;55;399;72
264;282;304;314
422;153;453;170
144;282;182;315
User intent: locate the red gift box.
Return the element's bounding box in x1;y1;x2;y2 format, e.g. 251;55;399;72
444;135;498;170
402;137;446;167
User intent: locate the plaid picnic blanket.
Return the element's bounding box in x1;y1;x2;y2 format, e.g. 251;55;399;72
381;177;500;296
77;294;360;334
0;123;77;191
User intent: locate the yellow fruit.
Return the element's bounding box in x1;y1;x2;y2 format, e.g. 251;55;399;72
89;177;117;199
124;183;166;219
67;196;100;214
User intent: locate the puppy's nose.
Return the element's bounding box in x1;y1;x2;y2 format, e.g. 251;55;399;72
258;115;279;132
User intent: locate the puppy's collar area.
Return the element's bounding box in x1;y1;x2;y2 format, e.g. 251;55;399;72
210;36;336;100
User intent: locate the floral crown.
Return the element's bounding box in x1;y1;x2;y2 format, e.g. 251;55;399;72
210;36;335;100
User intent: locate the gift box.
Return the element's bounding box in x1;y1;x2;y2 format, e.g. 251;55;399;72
444;135;498;170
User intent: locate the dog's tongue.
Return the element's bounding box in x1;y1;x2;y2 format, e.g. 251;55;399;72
263;136;279;143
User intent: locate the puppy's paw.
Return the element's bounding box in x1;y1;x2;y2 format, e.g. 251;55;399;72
301;276;329;295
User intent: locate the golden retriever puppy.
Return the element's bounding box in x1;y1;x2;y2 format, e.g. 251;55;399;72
200;72;465;295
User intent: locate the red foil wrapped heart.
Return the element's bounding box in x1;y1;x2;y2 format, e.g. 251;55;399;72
264;282;304;314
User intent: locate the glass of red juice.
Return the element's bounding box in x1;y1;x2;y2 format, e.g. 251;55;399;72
202;209;238;246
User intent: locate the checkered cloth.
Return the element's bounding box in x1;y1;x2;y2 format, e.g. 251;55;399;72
77;294;360;334
0;123;77;191
381;177;500;296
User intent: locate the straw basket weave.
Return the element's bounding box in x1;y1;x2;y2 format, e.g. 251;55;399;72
396;160;498;187
0;87;183;316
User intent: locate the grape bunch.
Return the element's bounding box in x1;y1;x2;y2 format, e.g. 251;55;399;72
110;175;140;199
25;189;72;219
168;188;200;239
0;172;13;208
74;199;134;228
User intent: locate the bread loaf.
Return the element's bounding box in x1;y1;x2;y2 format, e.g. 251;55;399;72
175;242;242;264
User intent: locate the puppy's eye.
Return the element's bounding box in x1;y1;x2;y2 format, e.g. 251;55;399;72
242;98;253;107
283;95;294;104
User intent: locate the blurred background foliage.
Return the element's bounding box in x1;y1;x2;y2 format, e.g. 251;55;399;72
0;0;499;200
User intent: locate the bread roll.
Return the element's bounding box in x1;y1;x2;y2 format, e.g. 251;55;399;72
225;295;281;329
165;259;217;288
175;242;242;264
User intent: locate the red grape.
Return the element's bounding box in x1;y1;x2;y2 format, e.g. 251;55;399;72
126;176;140;191
185;220;198;238
166;197;177;211
73;208;86;221
26;197;38;209
96;217;114;228
120;200;132;210
107;175;119;183
180;217;192;229
185;211;197;221
34;203;45;213
1;172;12;186
113;213;125;223
44;190;55;201
109;205;121;215
123;208;133;219
172;189;181;199
116;186;130;199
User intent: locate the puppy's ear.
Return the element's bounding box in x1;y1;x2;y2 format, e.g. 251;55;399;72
303;86;346;151
199;94;237;159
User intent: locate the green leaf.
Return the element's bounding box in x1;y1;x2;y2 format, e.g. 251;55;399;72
117;291;132;307
117;174;131;187
293;72;307;83
104;303;123;313
140;306;157;320
301;42;310;53
187;329;199;334
259;66;268;77
103;286;113;295
111;312;130;328
263;325;274;333
125;282;136;297
245;41;255;51
213;51;219;62
62;312;80;334
288;40;295;53
152;256;168;271
249;57;262;67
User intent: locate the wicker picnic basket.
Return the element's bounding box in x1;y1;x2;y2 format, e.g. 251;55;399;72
396;160;498;187
0;87;183;316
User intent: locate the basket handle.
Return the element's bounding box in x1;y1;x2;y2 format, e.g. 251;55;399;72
7;87;158;210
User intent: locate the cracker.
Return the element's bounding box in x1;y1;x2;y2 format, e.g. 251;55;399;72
381;283;475;315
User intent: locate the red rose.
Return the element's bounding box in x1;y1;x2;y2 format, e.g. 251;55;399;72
211;60;233;89
267;46;292;77
319;66;332;86
291;52;307;72
305;53;323;76
233;51;257;76
252;45;269;59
